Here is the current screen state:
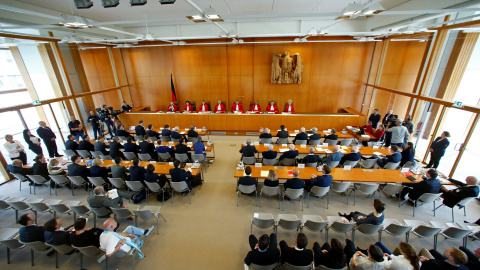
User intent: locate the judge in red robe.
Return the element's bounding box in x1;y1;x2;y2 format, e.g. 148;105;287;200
284;99;296;114
249;100;261;113
362;121;374;134
265;101;279;114
231;100;244;113
198;100;209;112
168;101;178;112
183;101;193;112
214;100;226;113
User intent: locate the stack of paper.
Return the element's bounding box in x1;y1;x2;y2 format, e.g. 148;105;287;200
361;135;370;138
260;171;269;177
339;149;347;154
325;150;332;153
373;152;382;155
340;146;348;150
315;147;324;152
279;148;289;152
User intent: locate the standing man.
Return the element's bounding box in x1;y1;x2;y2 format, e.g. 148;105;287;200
68;116;84;142
403;115;415;145
36;121;62;158
100;105;114;138
122;101;133;112
369;109;381;129
385;119;409;149
87;110;101;140
382;108;394;126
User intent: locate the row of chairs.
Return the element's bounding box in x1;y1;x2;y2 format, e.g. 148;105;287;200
250;213;479;250
259;138;347;146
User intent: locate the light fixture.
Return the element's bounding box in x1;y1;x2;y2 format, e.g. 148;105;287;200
63;15;93;29
74;0;94;9
130;0;147;6
363;3;385;15
135;33;156;40
61;35;84;43
186;9;207;23
101;0;120;8
159;0;176;4
231;39;244;44
398;25;417;34
219;30;237;38
204;7;224;22
343;2;363;16
173;41;187;46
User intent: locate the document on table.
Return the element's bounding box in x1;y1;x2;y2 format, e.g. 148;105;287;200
363;169;375;172
339;149;347;153
316;147;324;152
260;171;269;177
373;152;382;156
340;146;348;150
106;189;119;199
324;150;332;153
279;148;288;152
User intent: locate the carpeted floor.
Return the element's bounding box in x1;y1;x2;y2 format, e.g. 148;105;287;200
0;135;478;269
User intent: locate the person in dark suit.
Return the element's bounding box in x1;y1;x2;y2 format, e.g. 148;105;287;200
139;134;158;160
87;186;127;212
426;131;451;169
44;218;73;246
161;125;171;137
382;109;394;126
369;108;382;129
293;127;308;144
375;145;401;168
121;101;133;112
340;145;361;165
135;120;146;136
146;124;159;138
284;169;304;190
239;139;258;158
36;121;62;158
175;138;191;159
399;169;441;201
90;158;110;182
308;127;321;144
18;214;47;243
279;144;299;161
244;233;280;266
170;160;193;191
339;199;385;226
419;247;469;270
70;217;103;248
129;158;147;184
109;137;124;159
307;165;332;191
187;125;198;139
259;128;272;139
280;233;313;266
156;139;175;159
78;135;95;152
94;136;109;155
171;126;183;140
313;238;346;269
458;246;480;269
144;164;168;188
320;145;343;166
324;128;338;141
276;125;289;143
32;154;49;180
302;147;320;165
237;166;257;194
23;129;43;156
100;105;114;137
115;124;131;138
65;134;78;154
124;137;139;154
87;110;101;140
111;157;128;181
6;159;33;179
262;144;277;160
440;176;479;208
67;155;90;180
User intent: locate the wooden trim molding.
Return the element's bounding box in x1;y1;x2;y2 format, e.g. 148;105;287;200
0;88;27;95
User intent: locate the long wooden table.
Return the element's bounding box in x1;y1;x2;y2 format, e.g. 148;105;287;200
244;144;391;156
287;131;352;139
127;128;207;136
347;128;374;141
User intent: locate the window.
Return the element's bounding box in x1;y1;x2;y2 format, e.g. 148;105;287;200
0;49;25;91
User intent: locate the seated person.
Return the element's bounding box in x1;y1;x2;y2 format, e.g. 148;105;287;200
399;169;441;201
161;125;171;137
302;147;320;165
18;214;47;243
231;100;244;113
193;136;206;158
78;135;94;152
244;233;280;266
198;100;209;112
320;145;343;166
121;101;133;112
362;121;374;135
146;124;159;138
44;218;74;246
109;137;124;159
48;158;66;176
144;164;168;188
156;139;175;158
308;165;332;191
346;241;386;270
124;137;139;154
265;101;279;114
279;144;299;161
237;166;257;194
183;101;193;112
313;238;346;269
276;125;289;143
262;144;277;160
363;124;385;147
65;134;78;153
360;241;420;270
259;128;272;140
279;233;313;266
264;170;279;187
284;99;295;114
111;156;128;181
6;159;33;178
171;126;182;140
249;100;261;113
340;146;361;165
419;247;469;270
293;127;308;144
139;134;158;160
70;217;103;248
167;101;178;112
239;139;258;158
90;158;110;182
324;129;338;141
375;145;401;168
214;100;226;113
67;155;90;180
135;121;146;136
308;127;321;144
284;169;304;190
32;154;49;180
400;142;415;167
100;219;153;258
115;124;131;138
339;199;385;225
187;125;198;139
87;186;129;214
440;176;479;208
170;160;193;191
175;138;191;159
456;246;479;269
94;136;109;155
129;158;147;183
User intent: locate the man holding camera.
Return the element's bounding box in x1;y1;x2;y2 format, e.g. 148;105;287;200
100;105;115;138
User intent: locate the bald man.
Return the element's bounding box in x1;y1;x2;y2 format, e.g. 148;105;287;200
100;219;153;258
293;127;308;144
279;144;299;161
320;145;343;166
284;169;304;190
440;176;479;208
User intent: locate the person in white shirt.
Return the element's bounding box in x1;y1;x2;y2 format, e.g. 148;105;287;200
4;134;27;165
100;219;154;258
347;241;386;270
385;119;409;149
384;242;421;270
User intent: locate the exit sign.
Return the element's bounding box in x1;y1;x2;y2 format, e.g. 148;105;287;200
452;101;463;108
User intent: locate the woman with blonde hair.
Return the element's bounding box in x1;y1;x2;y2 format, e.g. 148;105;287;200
369;241;420;270
264;170;279;187
48;159;65;175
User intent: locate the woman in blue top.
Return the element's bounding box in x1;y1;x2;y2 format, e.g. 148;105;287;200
338;199;385;225
400;142;415;167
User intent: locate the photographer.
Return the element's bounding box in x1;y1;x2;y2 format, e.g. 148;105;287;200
88;110;101;140
100;105;115;138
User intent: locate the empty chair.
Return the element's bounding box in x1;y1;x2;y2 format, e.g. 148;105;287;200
326;216;356;242
237;184;258;207
175;153;189;163
29;199;62;221
353;223;383;242
145;181;167;204
138;153;152;161
68;176;90;196
402;161;415;170
301;215;328;240
403;219;442;247
134;135;144;142
125;181;145;194
330;182;351;204
251;213;275;234
45;243;75;268
99;154;113;160
340;139;353;146
50;201;80;221
112;208;136;221
87;177;109;189
260;138;272;144
307;186;329;209
0;238;25;264
263;158;277;166
434;196;476;222
20;241;51;266
90;151;102;159
123;152;137;160
280;158;295;166
294;140;307;145
70;205;92;222
402;193;442;217
170;181;193;204
73;245;106;270
379;219;412;242
348;183;379;206
309;139;321;145
90;207;112;227
9;200;40;223
325;139;337;146
282;188;304;211
242;156;256;165
134;205;166;235
260;186;280;209
383;162;400;169
343;160;358;168
10;173;29;192
328;161;340;168
277;138;288;144
76;150;91;159
379;184;404;206
49;175;70;196
63;149;76;158
438;226;472;249
108;177;126;190
158;152;172;161
275;214;301;234
26;175;50;195
357;158;377;169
